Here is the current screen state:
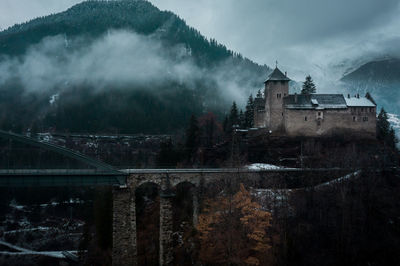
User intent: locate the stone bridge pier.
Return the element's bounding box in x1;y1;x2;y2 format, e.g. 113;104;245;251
112;171;205;266
112;169;347;265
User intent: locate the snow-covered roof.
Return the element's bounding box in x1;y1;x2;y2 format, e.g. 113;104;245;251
344;97;376;107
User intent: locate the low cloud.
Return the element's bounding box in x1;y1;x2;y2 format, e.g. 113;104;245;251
151;0;400;86
0;30;259;106
2;0;400;89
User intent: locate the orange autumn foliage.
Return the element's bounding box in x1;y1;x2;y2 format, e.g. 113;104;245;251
197;183;273;265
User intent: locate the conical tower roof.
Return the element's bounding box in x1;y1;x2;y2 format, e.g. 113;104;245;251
265;67;291;82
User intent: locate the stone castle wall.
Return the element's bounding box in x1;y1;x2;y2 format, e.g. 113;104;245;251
254;109;266;128
283;107;376;137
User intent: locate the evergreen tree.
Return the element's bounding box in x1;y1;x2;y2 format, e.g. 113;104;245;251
229;102;239;127
239;109;245;128
244;94;254;128
223;115;229;135
377;108;390;141
388;128;398;149
157;138;180;167
256;89;262;98
301;75;316;94
200;113;217;148
185;114;200;159
0;0;270;135
377;108;398;148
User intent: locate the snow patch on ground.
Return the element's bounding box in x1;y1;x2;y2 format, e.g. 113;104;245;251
9;200;25;211
246;163;283;170
49;93;59;105
388;113;400;130
251;188;293;214
388;113;400;147
0;240;78;259
3;227;51;235
314;170;361;189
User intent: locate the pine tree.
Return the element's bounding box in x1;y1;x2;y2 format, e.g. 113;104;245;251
377;108;398;148
244;94;254;128
157;139;179;167
301;75;316;94
239;109;245;128
229;102;239;127
223;115;229;134
256;89;262;98
185;114;200;159
198;112;219;148
377;108;390;141
388;128;398;149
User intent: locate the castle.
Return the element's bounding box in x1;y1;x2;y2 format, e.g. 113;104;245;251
254;67;376;137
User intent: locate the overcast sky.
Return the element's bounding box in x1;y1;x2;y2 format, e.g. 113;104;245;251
1;0;400;83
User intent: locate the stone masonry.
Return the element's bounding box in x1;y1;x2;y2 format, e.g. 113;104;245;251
112;169;348;266
254;67;377;137
159;196;174;265
112;186;136;266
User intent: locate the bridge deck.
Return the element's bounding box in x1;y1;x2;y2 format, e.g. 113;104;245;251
121;168;347;174
0;169;126;187
0;168;351;187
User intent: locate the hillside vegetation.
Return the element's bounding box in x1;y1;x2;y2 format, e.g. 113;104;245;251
0;0;270;134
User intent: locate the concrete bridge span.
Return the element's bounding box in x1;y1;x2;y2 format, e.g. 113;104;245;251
112;168;348;266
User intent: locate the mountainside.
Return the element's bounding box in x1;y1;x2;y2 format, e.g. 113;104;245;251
340;58;400;139
0;0;270;134
341;58;400;114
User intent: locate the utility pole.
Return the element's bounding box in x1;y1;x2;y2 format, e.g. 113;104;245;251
229;124;239;265
231;124;240;168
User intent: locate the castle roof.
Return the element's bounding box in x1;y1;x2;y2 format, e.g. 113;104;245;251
344;97;376;107
265;67;291;82
284;94;347;110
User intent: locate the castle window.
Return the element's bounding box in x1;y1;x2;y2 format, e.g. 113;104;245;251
317;121;321;126
304;116;307;121
363;117;368;122
353;116;356;122
361;108;364;112
277;93;282;99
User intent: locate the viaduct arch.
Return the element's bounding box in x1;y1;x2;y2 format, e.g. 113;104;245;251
112;169;348;266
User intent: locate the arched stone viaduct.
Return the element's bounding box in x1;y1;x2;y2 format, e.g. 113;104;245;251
112;168;348;266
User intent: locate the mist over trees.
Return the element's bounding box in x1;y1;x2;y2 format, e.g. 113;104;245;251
0;0;270;134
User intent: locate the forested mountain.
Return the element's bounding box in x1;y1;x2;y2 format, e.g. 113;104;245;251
341;58;400;115
0;0;270;134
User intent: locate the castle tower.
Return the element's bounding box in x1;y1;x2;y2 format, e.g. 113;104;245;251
264;67;290;132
